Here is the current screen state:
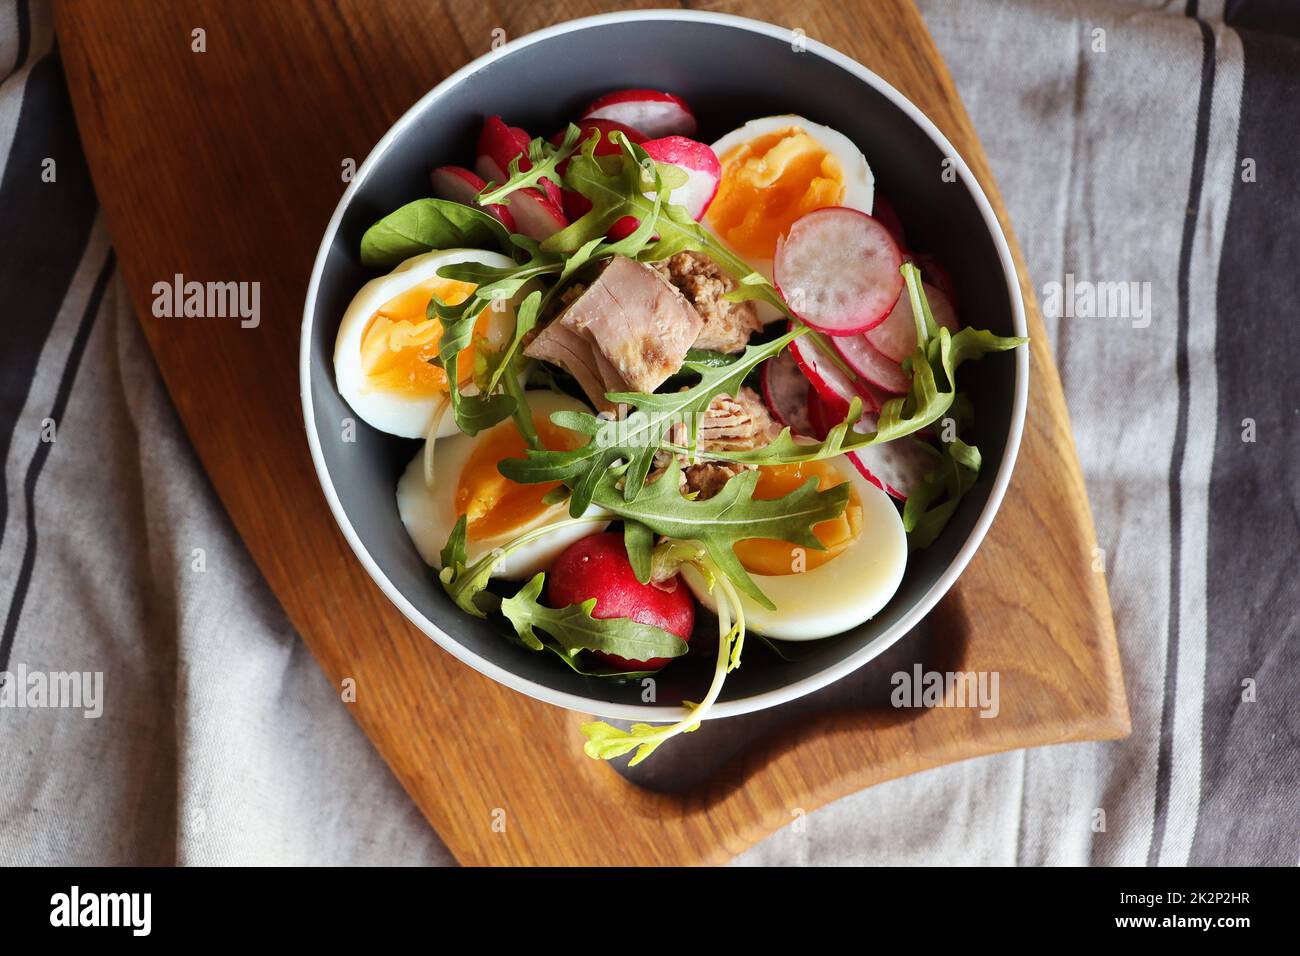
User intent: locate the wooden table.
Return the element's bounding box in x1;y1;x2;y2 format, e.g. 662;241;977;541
54;0;1129;865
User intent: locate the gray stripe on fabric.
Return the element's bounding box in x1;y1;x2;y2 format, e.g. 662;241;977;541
1192;18;1300;867
1157;21;1243;867
1147;12;1218;869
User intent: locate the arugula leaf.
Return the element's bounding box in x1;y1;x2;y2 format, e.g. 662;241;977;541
360;198;511;268
497;325;807;514
476;124;583;205
903;436;982;549
623;520;654;584
587;459;849;610
500;573;688;660
581;560;745;765
437;514;608;617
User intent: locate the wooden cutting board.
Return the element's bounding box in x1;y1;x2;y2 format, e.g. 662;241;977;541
54;0;1129;865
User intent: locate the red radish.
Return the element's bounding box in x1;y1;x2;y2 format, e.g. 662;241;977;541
761;351;813;436
481;181;566;242
429;165;516;232
866;281;960;364
639;136;720;219
788;328;870;411
871;193;907;250
831;334;911;394
806;387;848;439
581;89;698;138
605;135;722;240
847;420;939;501
857;378;892;413
773;207;904;334
547;532;694;670
475;116;567;240
476;116;563;206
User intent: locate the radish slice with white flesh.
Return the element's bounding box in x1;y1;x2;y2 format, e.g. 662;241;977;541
476;116;562;206
642;136;720;219
866;281;960;364
832;333;911;394
581;89;698;138
429;165;516;232
774;207;904;334
606;135;721;240
761;351;813;436
474;153;568;241
788;328;867;412
847;414;939;500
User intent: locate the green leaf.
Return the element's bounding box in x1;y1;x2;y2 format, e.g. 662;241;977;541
623;520;654;584
359;198;511;268
437;514;608;618
497;325;807;514
476;124;583;206
486;289;543;393
500;573;688;661
587;459;849;610
903;436;983;549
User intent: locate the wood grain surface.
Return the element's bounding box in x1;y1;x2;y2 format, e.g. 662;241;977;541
53;0;1129;865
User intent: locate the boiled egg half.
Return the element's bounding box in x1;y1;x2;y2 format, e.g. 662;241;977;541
680;458;905;640
706;115;875;321
334;248;520;440
397;390;609;580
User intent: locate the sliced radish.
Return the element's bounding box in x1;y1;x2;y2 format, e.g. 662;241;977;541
847;415;939;500
476;115;562;207
429;165;516;232
639;136;719;219
474;152;567;242
788;328;865;411
581;89;698;138
805;387;846;439
604;136;721;241
832;334;911;394
773;207;904;334
761;351;813;436
866;281;960;364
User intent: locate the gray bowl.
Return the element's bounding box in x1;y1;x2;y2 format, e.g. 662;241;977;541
300;10;1028;721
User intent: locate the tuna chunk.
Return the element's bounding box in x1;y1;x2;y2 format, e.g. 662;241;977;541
652;386;779;499
651;251;762;354
525;256;703;410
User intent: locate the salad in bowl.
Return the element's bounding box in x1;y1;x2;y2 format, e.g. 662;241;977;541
328;86;1024;765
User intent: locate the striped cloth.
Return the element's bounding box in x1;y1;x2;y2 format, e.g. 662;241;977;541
0;0;1295;865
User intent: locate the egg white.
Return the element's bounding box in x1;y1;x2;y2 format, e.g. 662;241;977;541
396;390;610;581
707;115;876;323
680;462;905;640
334;248;519;440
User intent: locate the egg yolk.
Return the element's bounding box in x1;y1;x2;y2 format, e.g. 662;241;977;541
706;127;846;261
732;461;862;577
359;277;481;397
455;416;586;542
